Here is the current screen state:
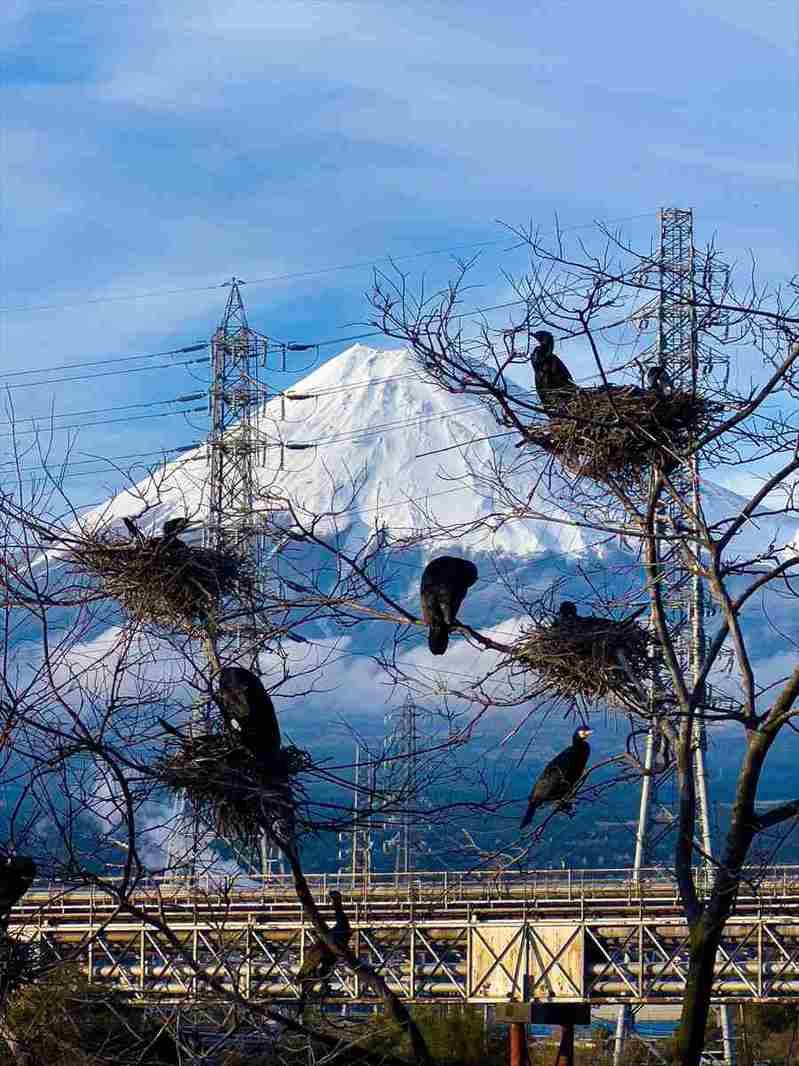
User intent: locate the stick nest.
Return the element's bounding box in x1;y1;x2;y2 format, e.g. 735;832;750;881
512;615;654;702
523;388;715;483
64;532;250;629
159;731;311;849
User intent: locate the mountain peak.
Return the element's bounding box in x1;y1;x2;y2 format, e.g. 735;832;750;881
87;344;601;557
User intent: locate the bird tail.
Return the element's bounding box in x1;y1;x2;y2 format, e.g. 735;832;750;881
428;625;449;655
520;801;538;829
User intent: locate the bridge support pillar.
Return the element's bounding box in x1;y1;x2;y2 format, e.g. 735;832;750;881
612;1005;629;1065
509;1021;528;1066
719;1004;737;1065
554;1023;574;1066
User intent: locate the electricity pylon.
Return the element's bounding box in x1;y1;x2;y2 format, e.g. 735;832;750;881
615;209;736;1066
168;280;285;881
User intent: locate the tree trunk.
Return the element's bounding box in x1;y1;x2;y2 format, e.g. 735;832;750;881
673;920;722;1066
281;841;433;1066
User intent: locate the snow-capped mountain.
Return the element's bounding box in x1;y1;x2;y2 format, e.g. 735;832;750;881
88;343;600;559
85;343;799;570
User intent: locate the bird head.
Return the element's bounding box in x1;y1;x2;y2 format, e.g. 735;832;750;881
575;727;593;741
2;855;36;880
162;517;194;538
646;365;670;393
531;331;555;369
559;601;578;622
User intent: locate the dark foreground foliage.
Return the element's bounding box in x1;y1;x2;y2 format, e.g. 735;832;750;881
0;966;177;1066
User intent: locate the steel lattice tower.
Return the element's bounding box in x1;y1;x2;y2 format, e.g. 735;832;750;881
338;745;374;884
384;695;422;878
615;209;735;1065
207;278;268;568
168;279;285;882
632;208;713;873
209;280;286;878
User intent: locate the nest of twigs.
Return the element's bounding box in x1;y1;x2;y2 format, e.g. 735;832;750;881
513;615;654;703
524;388;714;483
160;731;311;849
64;533;249;629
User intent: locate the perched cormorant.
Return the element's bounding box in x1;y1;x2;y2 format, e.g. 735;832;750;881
122;515;193;546
122;516;144;542
420;556;478;656
216;666;281;764
520;727;592;828
161;517;193;541
646;365;672;395
0;855;36;932
558;601;579;625
531;331;577;415
297;890;352;1002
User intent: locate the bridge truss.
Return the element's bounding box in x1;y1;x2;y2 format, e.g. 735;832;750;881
12;869;799;1009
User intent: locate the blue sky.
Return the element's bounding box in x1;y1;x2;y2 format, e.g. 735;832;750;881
1;0;797;510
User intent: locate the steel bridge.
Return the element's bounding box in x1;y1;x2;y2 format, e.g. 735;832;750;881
11;867;799;1006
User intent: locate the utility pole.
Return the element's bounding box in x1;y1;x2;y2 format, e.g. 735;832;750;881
616;209;735;1065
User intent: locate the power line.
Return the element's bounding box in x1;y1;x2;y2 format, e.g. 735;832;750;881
0;356;209;392
0;212;654;315
0;343;208;380
0;289;543;388
1;445;196;485
0;394;206;432
0;405;206;441
275;402;484;451
1;335;637;481
1;322;650;483
0;267;640;391
4;399;484;483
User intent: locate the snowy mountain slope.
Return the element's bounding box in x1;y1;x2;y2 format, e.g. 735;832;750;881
81;345;602;557
82;343;799;568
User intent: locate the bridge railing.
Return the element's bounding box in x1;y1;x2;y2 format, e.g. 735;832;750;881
15;863;799;916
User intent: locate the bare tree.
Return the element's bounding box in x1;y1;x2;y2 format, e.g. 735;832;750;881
10;223;799;1065
366;221;799;1066
0;441;445;1064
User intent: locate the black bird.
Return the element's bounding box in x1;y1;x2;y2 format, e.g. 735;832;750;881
216;666;281;764
122;515;193;546
520;727;592;828
558;601;579;625
420;556;478;656
297;890;352;1003
531;331;577;415
122;516;144;542
646;365;672;395
161;517;193;542
0;855;36;932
